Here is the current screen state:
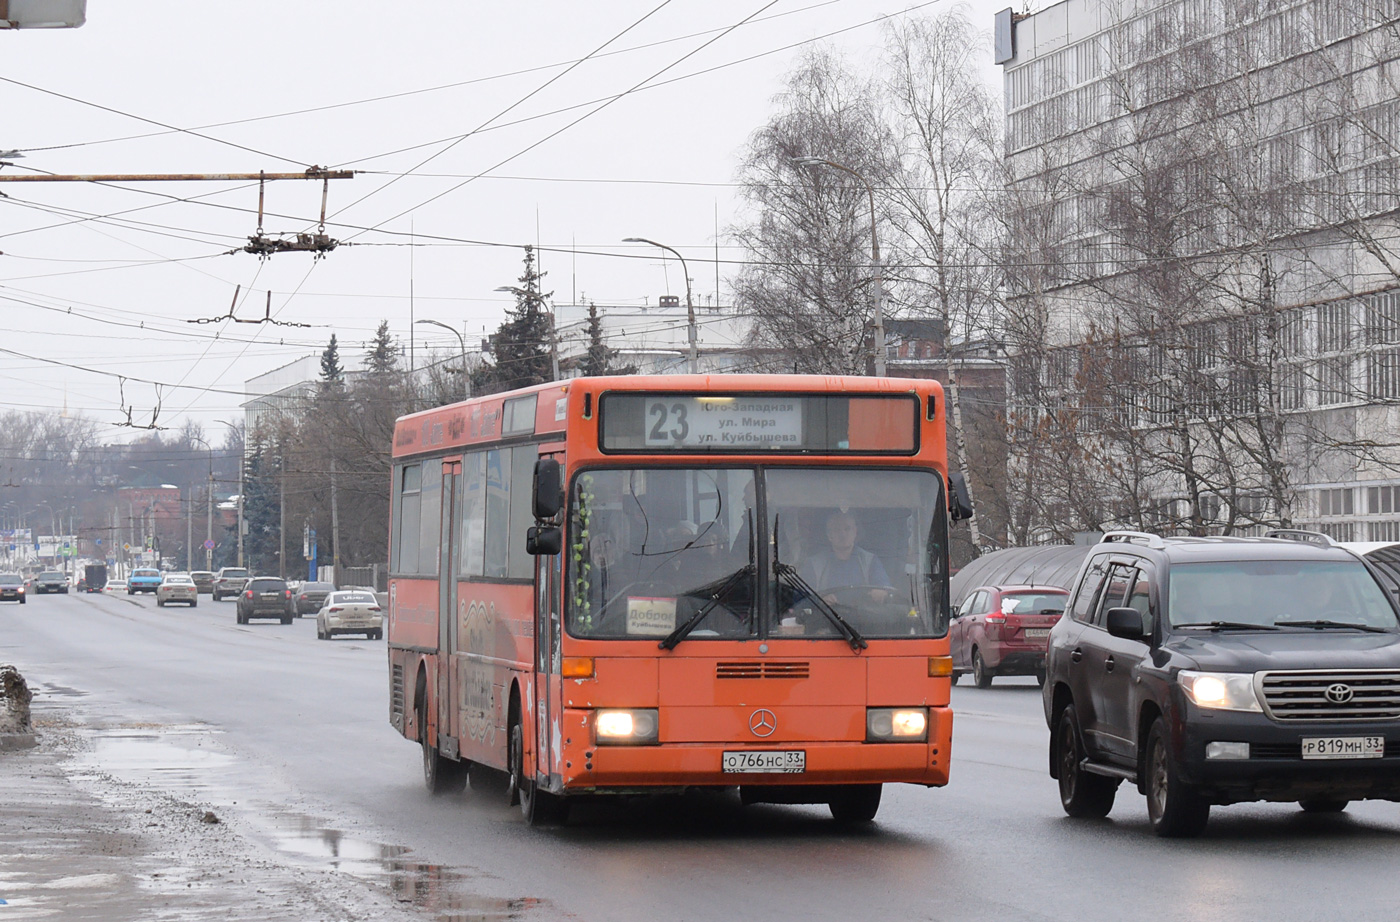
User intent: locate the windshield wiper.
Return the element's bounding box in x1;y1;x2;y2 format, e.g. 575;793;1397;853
774;514;867;653
1274;619;1393;633
659;510;756;651
1174;621;1280;631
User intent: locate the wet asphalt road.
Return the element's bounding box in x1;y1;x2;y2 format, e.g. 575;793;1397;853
5;589;1400;921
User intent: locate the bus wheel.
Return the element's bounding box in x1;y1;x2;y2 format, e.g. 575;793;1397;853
419;700;465;795
509;721;568;826
828;784;882;823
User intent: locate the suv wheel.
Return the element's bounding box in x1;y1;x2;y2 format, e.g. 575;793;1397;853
972;649;994;689
1145;717;1210;837
1055;703;1117;818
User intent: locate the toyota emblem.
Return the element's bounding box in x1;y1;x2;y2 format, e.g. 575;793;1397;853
749;708;777;737
1325;683;1354;704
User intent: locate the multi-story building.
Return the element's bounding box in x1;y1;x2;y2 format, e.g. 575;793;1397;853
553;297;758;376
996;0;1400;540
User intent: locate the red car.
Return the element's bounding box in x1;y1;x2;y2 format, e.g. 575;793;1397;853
950;585;1068;687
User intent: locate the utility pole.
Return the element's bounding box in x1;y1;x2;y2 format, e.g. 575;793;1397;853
330;456;340;588
237;459;245;569
186;486;193;571
278;447;286;579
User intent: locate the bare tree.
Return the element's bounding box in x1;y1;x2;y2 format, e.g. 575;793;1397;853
732;48;896;373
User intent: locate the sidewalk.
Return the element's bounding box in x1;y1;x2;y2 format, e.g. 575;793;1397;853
0;702;434;921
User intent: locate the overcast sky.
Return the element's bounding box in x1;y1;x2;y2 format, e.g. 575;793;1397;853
1;0;1024;438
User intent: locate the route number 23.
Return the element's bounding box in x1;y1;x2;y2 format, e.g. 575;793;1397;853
647;401;690;442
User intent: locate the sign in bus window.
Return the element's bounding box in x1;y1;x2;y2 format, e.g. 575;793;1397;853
599;394;917;453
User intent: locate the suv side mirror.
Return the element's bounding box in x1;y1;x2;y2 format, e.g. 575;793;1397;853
948;472;974;522
533;458;563;520
1105;607;1147;641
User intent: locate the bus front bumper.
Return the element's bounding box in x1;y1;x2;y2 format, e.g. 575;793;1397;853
557;706;952;790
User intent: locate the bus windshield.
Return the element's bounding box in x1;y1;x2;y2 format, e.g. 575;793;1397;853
566;467;948;640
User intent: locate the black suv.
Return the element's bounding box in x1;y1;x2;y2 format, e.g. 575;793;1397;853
1044;530;1400;837
235;577;292;624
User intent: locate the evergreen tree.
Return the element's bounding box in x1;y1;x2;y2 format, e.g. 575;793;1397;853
485;246;555;392
239;438;282;575
581;302;636;377
319;334;344;389
364;321;399;376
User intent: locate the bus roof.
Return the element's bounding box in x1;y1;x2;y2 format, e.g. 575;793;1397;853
392;374;945;460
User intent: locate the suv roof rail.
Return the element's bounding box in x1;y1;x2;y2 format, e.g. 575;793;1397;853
1100;530;1167;549
1264;528;1339;547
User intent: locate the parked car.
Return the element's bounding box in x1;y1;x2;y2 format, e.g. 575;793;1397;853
951;585;1068;687
1045;530;1400;838
316;590;383;640
236;577;292;624
189;571;216;594
290;581;335;617
34;571;70;594
128;568;163;594
212;567;251;601
0;573;25;604
156;573;198;608
104;579;128;594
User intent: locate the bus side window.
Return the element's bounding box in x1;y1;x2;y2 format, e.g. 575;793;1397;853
508;445;538;580
393;463;422;574
484;449;511;577
460;452;486;578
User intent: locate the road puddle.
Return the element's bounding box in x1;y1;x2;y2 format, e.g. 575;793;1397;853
272;815;548;920
71;727;549;921
71;725;237;800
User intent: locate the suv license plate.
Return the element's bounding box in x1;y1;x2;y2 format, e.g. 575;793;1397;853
722;750;805;773
1024;628;1051;639
1301;736;1384;759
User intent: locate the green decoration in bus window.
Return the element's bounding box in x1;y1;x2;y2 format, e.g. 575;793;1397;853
571;473;595;631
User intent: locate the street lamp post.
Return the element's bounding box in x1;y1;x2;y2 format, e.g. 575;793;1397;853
189;435;215;570
415;318;469;401
791;157;887;377
216;420;244;568
35;502;57;570
624;237;698;374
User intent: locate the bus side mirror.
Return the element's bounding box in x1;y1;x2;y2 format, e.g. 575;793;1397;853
948;472;974;522
527;525;562;556
533;458;563;520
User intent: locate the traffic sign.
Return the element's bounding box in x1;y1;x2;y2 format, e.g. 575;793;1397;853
203;539;216;550
122;543;130;551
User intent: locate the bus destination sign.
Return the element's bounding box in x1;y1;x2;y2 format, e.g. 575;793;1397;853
643;397;803;449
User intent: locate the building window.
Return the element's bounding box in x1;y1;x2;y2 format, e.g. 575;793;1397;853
1368;485;1400;515
1315;356;1351;405
1366;290;1400;345
1318;487;1355;517
1368;349;1400;400
1369;520;1400;542
1316;301;1352;354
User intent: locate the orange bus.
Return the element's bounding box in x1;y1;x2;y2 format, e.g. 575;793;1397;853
387;374;971;824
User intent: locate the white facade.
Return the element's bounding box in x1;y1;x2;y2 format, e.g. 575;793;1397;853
554;299;757;376
1000;0;1400;537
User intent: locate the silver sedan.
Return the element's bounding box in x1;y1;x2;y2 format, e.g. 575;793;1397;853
315;590;383;640
156;573;198;607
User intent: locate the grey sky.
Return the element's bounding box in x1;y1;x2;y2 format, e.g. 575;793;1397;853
1;0;1017;435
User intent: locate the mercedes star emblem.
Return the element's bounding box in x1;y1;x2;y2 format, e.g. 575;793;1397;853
749;708;777;737
1325;682;1354;704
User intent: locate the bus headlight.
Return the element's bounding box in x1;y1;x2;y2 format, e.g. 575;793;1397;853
594;708;659;745
867;708;929;742
1180;671;1261;712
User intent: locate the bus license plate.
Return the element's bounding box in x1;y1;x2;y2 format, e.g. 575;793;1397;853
722;750;805;774
1302;736;1384;759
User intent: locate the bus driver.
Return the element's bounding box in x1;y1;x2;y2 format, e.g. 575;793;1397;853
800;510;893;604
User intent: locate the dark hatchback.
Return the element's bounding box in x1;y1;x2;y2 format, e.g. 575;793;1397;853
290;581;335;616
236;577;293;624
1045;531;1400;837
0;573;24;604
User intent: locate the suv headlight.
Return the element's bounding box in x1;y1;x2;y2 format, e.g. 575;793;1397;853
1179;671;1261;712
867;707;929;741
594;708;659;745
